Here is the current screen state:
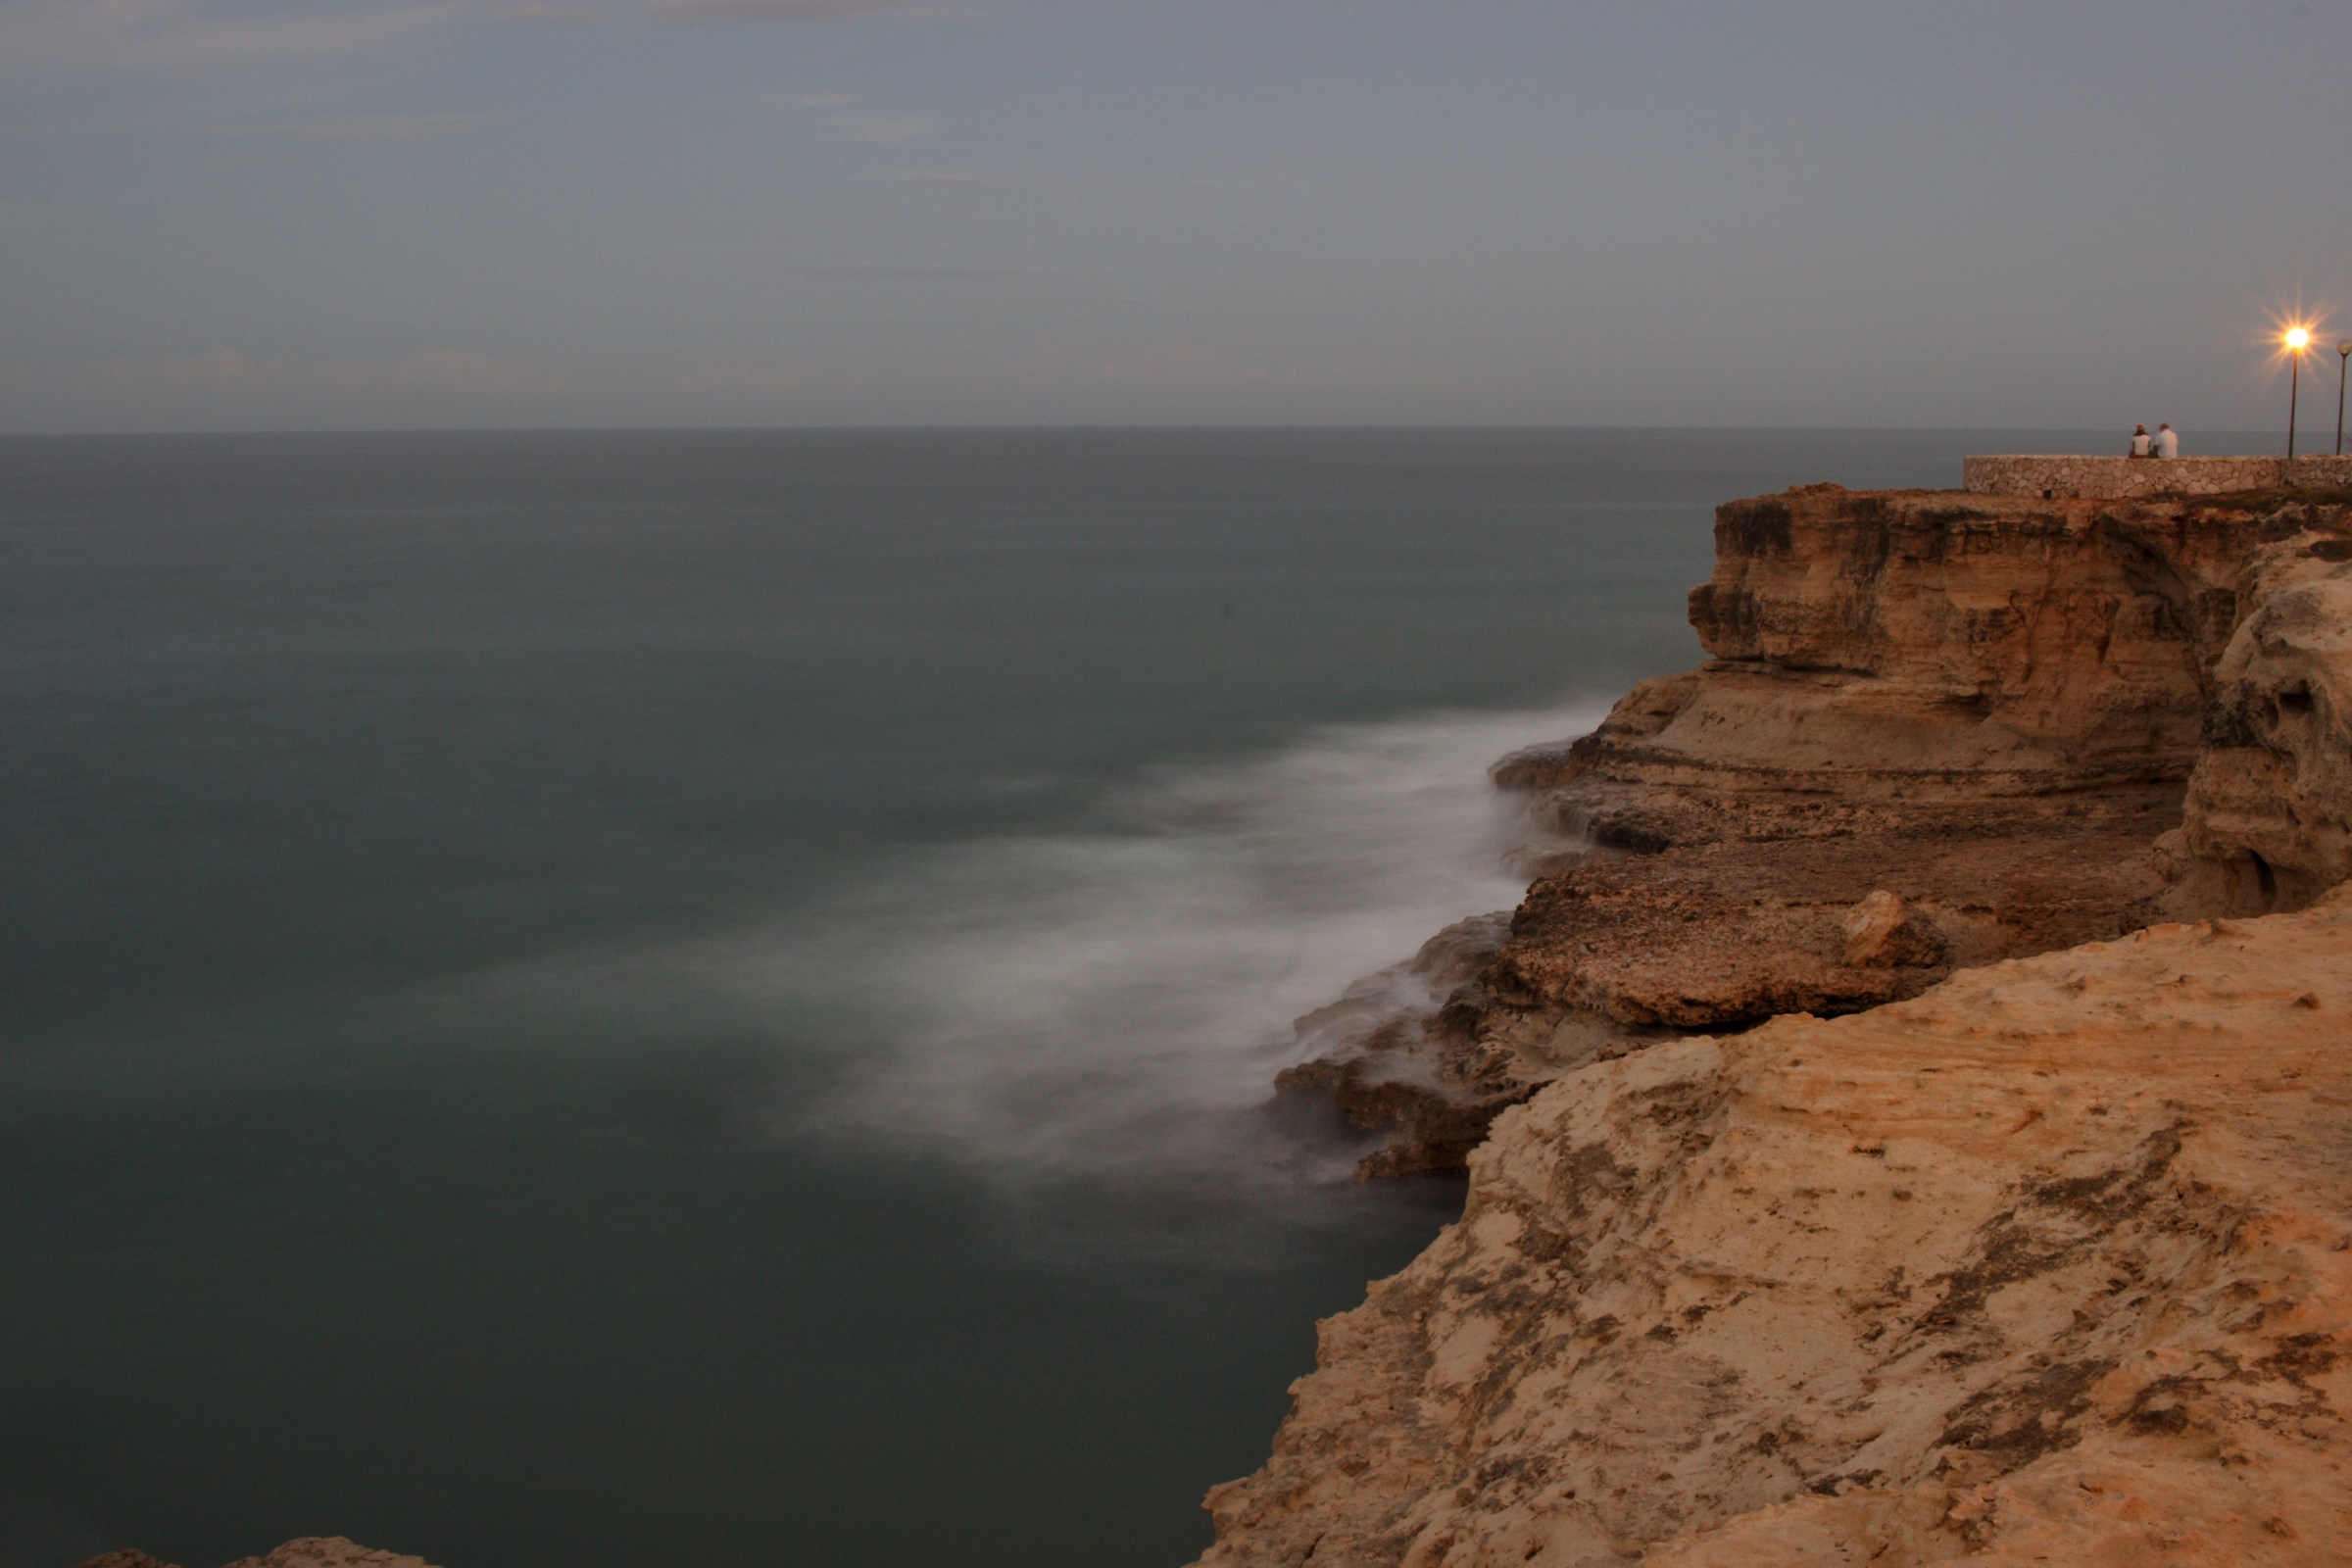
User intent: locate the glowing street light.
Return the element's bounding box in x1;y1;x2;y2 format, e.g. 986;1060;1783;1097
2286;326;2313;458
2338;339;2351;457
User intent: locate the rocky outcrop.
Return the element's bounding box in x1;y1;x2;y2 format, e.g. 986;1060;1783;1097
1285;483;2352;1177
1210;476;2352;1565
2176;529;2352;912
1202;896;2352;1566
75;1540;436;1568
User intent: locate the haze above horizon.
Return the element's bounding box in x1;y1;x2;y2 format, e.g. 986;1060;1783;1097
6;1;2350;434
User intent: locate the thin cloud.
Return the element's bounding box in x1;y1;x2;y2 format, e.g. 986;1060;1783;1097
370;349;565;396
72;347;566;397
766;91;931;144
1013;293;1158;307
211;114;495;141
1083;342;1421;392
0;198;68;236
74;347;278;393
0;0;456;72
676;364;801;393
796;261;1008;279
885;169;1072;191
495;2;609;21
828;110;932;143
652;0;924;21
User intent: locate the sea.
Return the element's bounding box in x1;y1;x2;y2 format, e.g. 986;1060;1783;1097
0;427;2258;1568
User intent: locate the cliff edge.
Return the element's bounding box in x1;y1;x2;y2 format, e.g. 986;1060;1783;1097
1283;483;2352;1175
1206;480;2352;1565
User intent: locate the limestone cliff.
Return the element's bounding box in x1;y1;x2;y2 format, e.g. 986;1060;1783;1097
1283;483;2352;1176
1211;479;2352;1565
2178;526;2352;910
1205;900;2352;1566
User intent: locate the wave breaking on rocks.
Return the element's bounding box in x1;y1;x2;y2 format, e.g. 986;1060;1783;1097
1206;478;2352;1565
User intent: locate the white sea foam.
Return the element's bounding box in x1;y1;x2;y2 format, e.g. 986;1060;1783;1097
749;701;1602;1189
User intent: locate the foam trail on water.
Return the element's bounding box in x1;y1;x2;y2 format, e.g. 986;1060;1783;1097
760;701;1603;1189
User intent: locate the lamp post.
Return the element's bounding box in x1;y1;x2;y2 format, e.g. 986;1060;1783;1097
2337;339;2350;457
2287;327;2311;458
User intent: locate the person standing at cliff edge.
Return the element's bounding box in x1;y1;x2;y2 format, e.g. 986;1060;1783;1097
2130;423;2152;457
2155;422;2180;458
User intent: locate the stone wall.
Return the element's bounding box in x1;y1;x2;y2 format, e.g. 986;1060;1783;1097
1963;453;2352;499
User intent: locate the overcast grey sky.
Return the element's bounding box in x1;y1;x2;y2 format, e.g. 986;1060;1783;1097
5;0;2350;431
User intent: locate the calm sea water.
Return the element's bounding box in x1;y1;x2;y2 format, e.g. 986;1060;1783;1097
0;428;2191;1568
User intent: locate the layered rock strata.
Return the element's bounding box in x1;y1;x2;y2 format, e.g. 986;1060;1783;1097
1286;483;2352;1177
1203;897;2352;1566
1211;477;2352;1565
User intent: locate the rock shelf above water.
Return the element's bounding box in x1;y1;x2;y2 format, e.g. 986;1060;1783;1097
1279;480;2352;1178
1216;477;2352;1565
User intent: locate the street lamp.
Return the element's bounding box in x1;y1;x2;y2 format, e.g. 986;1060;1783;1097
2337;339;2350;457
2287;326;2311;458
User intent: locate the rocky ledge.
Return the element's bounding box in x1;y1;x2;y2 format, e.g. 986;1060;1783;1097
1281;481;2352;1177
1205;899;2352;1566
1210;479;2352;1564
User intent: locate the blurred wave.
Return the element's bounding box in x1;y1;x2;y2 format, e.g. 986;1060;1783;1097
744;701;1600;1189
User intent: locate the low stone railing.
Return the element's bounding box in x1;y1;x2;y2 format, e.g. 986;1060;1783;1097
1963;454;2352;499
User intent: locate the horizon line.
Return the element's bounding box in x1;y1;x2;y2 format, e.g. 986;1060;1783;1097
0;421;2290;441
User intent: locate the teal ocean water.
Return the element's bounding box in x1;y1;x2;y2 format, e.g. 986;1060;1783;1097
0;429;2203;1568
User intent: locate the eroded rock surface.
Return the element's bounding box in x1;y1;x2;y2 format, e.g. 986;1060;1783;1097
2179;527;2352;911
1289;483;2352;1176
1202;897;2352;1566
1216;478;2352;1565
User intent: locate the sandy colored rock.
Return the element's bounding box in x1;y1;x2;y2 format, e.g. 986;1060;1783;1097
1839;890;1906;965
1200;894;2352;1566
1224;478;2352;1563
74;1553;181;1568
2179;533;2352;912
1284;483;2352;1176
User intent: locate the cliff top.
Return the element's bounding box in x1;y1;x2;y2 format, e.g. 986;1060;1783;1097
1963;453;2352;500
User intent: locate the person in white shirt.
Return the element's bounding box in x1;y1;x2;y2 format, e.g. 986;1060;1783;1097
2129;423;2152;458
2155;422;2180;459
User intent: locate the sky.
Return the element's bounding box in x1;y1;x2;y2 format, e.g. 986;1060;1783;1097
5;0;2352;432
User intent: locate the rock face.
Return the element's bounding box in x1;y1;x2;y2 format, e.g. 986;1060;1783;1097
1201;897;2352;1566
1288;483;2352;1177
1208;478;2352;1565
75;1540;437;1568
2179;530;2352;911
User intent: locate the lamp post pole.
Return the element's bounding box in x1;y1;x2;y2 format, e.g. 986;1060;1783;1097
2337;340;2350;457
2288;328;2310;458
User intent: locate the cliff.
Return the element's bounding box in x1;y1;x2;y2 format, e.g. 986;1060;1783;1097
1281;483;2352;1175
1209;480;2352;1564
1203;900;2352;1566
